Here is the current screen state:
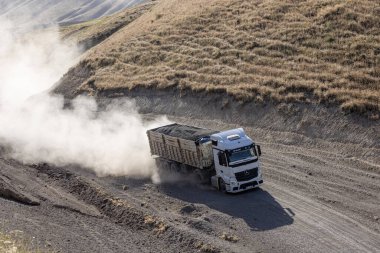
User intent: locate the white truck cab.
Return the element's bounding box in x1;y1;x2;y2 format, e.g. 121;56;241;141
210;128;263;193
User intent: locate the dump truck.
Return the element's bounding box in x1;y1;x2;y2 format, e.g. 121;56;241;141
147;123;263;193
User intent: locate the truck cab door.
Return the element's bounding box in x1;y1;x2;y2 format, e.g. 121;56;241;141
213;149;229;175
212;150;233;191
218;151;227;167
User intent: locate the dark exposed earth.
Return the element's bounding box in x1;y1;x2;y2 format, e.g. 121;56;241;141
1;102;379;252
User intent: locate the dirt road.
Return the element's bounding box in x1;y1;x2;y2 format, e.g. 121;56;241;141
0;112;379;253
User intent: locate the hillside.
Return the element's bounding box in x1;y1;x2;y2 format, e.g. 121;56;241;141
55;0;380;118
1;1;380;252
0;0;147;28
60;2;155;51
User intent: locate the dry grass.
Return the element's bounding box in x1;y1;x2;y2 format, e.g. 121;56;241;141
60;2;155;50
143;215;168;235
194;241;220;253
220;232;239;243
62;0;380;117
0;231;45;253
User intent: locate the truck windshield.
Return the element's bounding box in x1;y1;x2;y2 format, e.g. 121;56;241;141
228;148;255;163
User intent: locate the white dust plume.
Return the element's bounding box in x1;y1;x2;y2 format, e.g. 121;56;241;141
0;18;169;178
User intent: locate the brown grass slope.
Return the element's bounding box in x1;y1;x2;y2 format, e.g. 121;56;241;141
56;0;380;118
60;2;155;51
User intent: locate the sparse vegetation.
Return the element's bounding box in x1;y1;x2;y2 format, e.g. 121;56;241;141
144;215;169;235
60;2;155;50
59;0;380;117
0;231;43;253
195;241;220;253
220;232;239;243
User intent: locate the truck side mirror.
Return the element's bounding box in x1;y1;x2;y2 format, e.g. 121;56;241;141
218;152;227;166
256;145;262;156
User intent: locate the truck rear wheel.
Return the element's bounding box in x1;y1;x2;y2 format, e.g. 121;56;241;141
194;169;210;184
169;162;180;173
155;158;169;170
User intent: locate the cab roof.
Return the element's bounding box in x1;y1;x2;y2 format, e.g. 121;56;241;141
211;128;254;150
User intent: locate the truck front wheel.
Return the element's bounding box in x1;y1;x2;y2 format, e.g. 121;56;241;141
218;178;227;193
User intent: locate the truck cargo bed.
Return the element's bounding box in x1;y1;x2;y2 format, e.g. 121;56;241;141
147;124;217;169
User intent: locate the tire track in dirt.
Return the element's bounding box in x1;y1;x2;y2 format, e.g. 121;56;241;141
165;115;380;252
266;182;380;252
261;143;380;233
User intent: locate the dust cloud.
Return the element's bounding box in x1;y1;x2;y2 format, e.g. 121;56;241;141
0;18;169;178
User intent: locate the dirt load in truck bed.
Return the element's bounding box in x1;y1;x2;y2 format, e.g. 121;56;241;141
150;123;218;141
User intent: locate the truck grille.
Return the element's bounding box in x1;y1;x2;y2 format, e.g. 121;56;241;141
235;168;258;182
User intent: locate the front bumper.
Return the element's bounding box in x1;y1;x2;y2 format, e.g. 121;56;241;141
227;178;263;193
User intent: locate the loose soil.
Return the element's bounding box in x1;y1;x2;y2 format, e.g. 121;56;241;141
1;90;379;252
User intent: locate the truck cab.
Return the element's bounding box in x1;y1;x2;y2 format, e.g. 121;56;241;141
210;128;263;193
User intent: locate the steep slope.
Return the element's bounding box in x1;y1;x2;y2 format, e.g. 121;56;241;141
60;2;155;51
0;0;148;28
56;0;380;118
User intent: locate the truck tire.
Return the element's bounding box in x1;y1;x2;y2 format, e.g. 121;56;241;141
218;178;227;193
169;162;180;174
194;169;208;184
155;158;169;171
